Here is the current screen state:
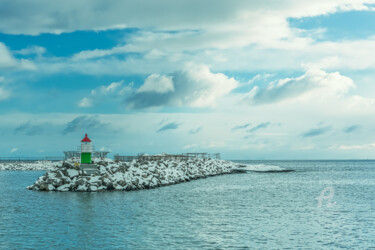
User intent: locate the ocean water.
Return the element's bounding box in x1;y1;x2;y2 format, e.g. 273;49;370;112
0;160;375;249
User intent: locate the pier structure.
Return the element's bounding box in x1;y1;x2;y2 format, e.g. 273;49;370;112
114;152;221;162
63;150;109;160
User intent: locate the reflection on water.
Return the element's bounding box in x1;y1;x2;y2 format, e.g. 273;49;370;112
1;160;375;248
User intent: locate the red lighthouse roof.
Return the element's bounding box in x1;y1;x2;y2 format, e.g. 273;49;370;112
81;134;91;142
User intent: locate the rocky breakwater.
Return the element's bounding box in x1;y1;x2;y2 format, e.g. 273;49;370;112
27;158;240;192
0;161;60;171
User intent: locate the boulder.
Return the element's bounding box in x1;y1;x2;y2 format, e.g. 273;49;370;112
52;178;63;187
76;178;86;186
107;183;115;191
62;177;71;185
76;185;88;191
57;184;70;192
88;185;98;192
46;184;56;191
66;169;79;178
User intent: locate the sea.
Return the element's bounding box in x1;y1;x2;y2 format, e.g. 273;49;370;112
0;160;374;249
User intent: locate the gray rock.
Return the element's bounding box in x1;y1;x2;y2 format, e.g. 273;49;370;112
76;178;85;185
88;185;98;192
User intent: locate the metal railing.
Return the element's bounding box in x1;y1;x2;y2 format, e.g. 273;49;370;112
63;150;110;160
114;153;221;162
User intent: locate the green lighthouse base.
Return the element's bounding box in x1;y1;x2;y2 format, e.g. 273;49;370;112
81;152;92;164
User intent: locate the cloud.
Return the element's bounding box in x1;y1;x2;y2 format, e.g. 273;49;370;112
62;115;109;134
183;144;198;149
244;68;354;105
346;95;375;115
0;87;10;101
0;1;316;35
247;74;273;85
31;35;375;77
10;148;18;153
3;1;375;78
137;74;174;94
0;76;10;101
231;123;251;132
99;147;112;152
343;125;361;133
91;80;127;96
127;64;238;109
14;46;46;56
338;143;375;150
247;122;271;133
14;121;48;136
0;42;17;68
0;42;36;70
79;80;131;108
78;97;92;108
0;0;372;37
189;127;202;134
301;125;331;138
157;122;180;133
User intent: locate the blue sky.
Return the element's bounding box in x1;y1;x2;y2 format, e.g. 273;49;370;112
1;0;375;159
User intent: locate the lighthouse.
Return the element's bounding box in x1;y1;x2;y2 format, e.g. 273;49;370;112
81;134;92;164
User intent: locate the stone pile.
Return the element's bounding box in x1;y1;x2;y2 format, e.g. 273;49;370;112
27;158;240;192
0;161;60;171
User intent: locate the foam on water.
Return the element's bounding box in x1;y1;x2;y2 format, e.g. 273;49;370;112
236;163;291;172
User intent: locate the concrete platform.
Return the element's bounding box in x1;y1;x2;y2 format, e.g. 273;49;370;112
79;164;100;175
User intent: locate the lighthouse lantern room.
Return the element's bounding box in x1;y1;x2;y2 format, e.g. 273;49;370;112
81;134;92;164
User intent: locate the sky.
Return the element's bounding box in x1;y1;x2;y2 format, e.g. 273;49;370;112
1;0;375;159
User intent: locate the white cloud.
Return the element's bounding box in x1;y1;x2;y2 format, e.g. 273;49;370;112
0;86;10;101
138;74;174;94
244;68;354;105
302;38;375;70
78;97;92;108
0;42;18;68
72;46;129;61
8;0;373;77
92;81;126;95
0;1;293;35
1;0;375;81
1;0;373;37
10;147;18;153
127;64;238;108
345;95;375;114
32;30;375;78
183;144;198;149
0;89;10;100
338;143;375;150
79;80;131;108
99;147;112;152
14;46;46;56
0;42;36;70
175;64;238;107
